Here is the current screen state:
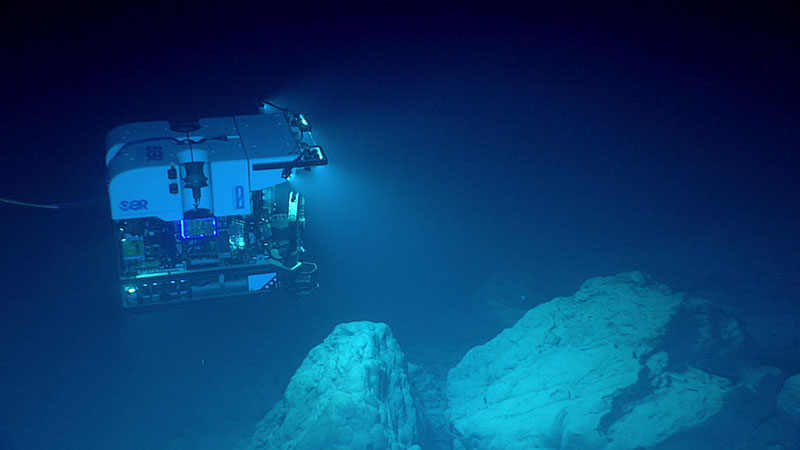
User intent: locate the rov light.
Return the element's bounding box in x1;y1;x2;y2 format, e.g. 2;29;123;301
300;145;324;162
290;113;312;132
125;286;137;294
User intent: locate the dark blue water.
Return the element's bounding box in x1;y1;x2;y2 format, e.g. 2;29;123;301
1;3;798;449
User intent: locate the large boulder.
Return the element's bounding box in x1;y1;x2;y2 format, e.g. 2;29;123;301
446;272;733;449
251;321;420;450
777;374;800;423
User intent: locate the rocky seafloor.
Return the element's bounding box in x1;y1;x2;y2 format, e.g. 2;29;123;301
243;272;800;449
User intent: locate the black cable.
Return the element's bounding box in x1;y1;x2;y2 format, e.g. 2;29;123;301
0;197;104;209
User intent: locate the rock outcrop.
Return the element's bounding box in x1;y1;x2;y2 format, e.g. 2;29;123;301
251;321;420;450
777;374;800;423
606;366;731;449
446;272;733;449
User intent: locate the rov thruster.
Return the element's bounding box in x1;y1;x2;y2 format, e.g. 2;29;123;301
105;102;327;308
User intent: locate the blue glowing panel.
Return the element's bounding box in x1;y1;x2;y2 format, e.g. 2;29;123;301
179;217;218;240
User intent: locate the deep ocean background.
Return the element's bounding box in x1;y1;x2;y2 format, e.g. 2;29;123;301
0;2;798;449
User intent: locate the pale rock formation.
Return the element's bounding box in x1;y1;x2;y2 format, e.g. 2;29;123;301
251;321;420;450
777;374;800;423
606;367;731;449
447;272;732;449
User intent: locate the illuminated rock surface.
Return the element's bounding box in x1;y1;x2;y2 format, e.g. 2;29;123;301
248;273;797;450
605;367;731;449
446;272;734;449
777;374;800;422
250;321;419;450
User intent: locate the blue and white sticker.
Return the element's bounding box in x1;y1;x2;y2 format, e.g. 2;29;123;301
234;185;245;209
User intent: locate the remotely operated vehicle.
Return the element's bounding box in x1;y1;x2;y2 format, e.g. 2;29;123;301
105;102;327;308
